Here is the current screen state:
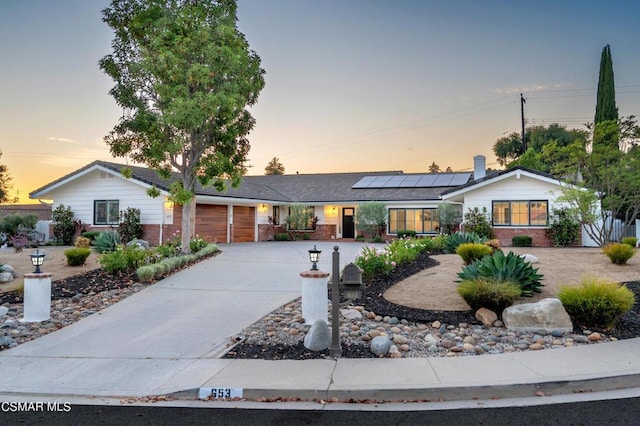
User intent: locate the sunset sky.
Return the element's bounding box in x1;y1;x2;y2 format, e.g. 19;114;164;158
1;0;639;203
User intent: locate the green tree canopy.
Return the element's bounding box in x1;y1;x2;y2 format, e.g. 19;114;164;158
99;0;265;252
355;201;387;239
0;151;16;204
595;44;618;125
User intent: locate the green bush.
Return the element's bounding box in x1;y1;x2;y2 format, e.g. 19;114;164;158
429;234;447;252
457;250;544;297
274;233;289;241
355;245;394;283
621;237;638;248
444;231;486;254
463;207;494;239
64;247;91;266
81;231;101;242
396;230;417;239
118;207;143;243
94;231;121;254
558;277;636;329
511;235;532;247
302;233;311;240
545;208;580;247
456;242;493;265
52;204;76;245
0;214;38;237
457;278;521;314
197;243;219;257
602;242;636;265
99;246;148;273
189;235;208;253
136;265;156;283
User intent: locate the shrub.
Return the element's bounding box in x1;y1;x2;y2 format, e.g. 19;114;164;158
274;233;289;241
457;250;544;297
457;278;521;314
354;245;394;283
136;265;156;283
545;208;580;247
81;231;101;242
118;207;143;243
94;231;121;254
621;237;638;248
52;204;76;245
99;250;129;273
463;207;494;239
189;235;208;253
396;230;417;239
484;239;501;253
64;247;91;266
429;234;447;252
197;243;219;257
456;242;493;265
74;236;91;249
355;201;387;239
558;277;636;329
0;214;37;238
602;242;636;265
302;233;311;240
511;235;532;247
436;203;462;234
444;231;486;254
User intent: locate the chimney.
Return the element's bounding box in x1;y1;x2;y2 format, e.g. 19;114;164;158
473;155;486;180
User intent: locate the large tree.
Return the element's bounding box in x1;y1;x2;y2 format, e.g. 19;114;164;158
264;157;285;175
100;0;265;252
0;151;16;204
595;44;618;125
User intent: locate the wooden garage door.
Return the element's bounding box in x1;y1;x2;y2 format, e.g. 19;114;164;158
195;204;228;244
233;206;255;242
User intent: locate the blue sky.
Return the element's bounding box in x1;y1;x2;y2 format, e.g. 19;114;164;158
1;0;639;202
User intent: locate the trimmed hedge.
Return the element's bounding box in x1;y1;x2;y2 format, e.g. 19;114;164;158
511;235;532;247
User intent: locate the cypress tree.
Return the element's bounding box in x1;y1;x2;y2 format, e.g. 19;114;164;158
594;44;618;124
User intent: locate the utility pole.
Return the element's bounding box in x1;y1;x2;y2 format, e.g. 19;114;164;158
520;93;526;152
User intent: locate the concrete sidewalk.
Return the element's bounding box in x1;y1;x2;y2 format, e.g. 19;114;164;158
0;241;639;403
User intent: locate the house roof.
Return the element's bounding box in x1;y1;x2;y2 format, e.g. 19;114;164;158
440;166;562;200
30;160;472;204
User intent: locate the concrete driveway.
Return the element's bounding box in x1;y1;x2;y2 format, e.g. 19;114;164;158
0;241;369;397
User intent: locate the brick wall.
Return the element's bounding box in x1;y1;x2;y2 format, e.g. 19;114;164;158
493;228;552;247
0;204;52;221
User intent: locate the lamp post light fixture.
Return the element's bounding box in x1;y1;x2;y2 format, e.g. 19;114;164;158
30;249;45;274
308;245;321;271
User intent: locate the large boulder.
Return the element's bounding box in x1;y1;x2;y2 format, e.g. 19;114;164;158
304;319;330;351
0;272;13;283
520;254;538;264
475;308;498;327
503;298;572;333
370;336;393;356
1;264;17;278
127;239;150;250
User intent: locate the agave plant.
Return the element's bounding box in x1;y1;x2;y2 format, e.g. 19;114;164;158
457;250;544;297
444;231;487;254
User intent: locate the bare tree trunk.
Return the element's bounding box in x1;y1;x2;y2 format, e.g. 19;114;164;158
180;196;196;254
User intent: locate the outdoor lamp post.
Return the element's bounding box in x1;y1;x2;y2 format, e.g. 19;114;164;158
30;249;45;274
308;245;321;271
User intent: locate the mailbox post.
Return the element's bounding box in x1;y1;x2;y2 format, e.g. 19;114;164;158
340;263;364;301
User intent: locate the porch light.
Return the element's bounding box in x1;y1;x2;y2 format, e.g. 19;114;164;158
30;249;45;274
308;245;321;271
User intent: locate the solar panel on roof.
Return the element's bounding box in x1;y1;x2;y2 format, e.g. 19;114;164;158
370;176;393;187
352;176;377;188
433;174;454;186
450;173;471;186
352;173;472;189
416;175;437;187
385;176;407;187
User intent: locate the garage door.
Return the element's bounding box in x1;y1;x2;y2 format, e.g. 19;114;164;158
195;204;228;243
233;206;255;242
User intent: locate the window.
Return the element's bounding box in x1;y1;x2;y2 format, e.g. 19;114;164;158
388;208;439;234
287;206;315;230
271;206;280;225
492;201;548;226
94;200;120;225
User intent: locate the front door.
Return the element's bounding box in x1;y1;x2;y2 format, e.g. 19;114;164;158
342;208;355;238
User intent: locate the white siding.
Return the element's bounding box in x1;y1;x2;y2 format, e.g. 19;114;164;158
44;170;165;225
461;175;564;215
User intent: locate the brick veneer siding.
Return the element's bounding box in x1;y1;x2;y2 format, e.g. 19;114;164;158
493;228;552;247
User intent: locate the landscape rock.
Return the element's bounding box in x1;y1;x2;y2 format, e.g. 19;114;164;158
370;335;392;356
0;272;13;283
340;308;362;320
0;307;8;317
303;319;331;351
503;298;573;333
0;336;13;347
126;239;150;250
1;264;17;278
520;254;538;264
475;308;498;327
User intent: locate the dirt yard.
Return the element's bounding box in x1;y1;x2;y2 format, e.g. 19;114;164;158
385;247;640;311
0;246;101;293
